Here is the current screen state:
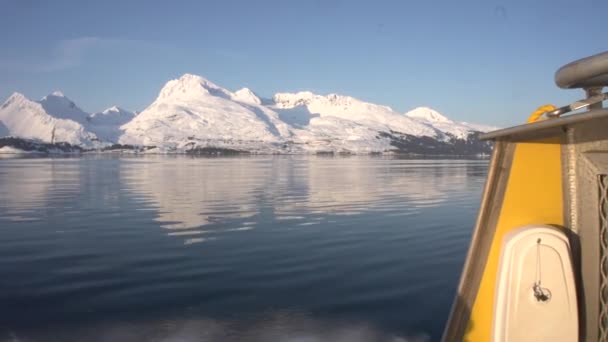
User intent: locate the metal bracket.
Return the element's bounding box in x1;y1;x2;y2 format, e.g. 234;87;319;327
546;89;607;118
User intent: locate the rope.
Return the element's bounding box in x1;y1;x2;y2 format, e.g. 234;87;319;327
535;238;542;287
527;104;557;123
533;238;551;302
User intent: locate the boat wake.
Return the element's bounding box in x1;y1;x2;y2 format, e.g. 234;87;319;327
2;314;429;342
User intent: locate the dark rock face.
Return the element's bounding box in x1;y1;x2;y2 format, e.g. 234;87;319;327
186;147;250;155
378;130;492;156
0;137;83;153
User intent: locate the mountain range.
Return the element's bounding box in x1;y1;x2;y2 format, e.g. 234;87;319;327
0;74;496;155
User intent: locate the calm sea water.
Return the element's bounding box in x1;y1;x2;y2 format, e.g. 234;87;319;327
0;156;487;342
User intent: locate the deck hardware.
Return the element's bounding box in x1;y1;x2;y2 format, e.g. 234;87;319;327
533;238;552;302
545;92;608;118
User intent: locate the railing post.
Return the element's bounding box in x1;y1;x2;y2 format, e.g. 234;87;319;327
586;87;604;110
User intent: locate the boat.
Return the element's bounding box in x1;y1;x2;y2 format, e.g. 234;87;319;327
442;51;608;342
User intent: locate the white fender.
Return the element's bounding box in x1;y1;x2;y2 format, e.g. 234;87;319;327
492;225;578;342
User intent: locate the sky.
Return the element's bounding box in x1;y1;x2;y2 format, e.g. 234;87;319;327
0;0;606;127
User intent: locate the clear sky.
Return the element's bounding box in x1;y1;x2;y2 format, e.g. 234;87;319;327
0;0;605;126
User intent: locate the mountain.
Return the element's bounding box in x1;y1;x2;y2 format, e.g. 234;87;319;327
405;107;452;123
39;91;89;124
119;74;291;150
233;87;262;105
0;92;97;146
87;106;135;141
0;120;8;137
405;106;497;140
269;92;494;153
272;92;437;136
0;74;496;155
0;92;139;147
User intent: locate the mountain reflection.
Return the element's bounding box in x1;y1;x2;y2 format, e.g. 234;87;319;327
273;158;472;218
119;157;485;244
0;159;81;222
0;156;487;341
120;158;261;231
0;157;485;243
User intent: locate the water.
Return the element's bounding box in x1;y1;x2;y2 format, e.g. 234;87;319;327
0;156;487;342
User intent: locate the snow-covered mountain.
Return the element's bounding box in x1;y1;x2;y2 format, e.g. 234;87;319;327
87;106;135;142
0;92;97;145
39;91;90;124
405;106;452;123
119;74;291;150
405;106;497;139
0;120;9;137
0;74;496;155
272;92;436;136
233;87;262;105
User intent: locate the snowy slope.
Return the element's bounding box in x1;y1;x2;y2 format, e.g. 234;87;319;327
0;93;97;145
404;107;452;123
232;88;262;105
270;92;445;152
87;106;135;142
119;74;291;149
0;120;8;137
289;116;392;153
39;91;90;124
458;121;498;133
404;107;496;139
272;92;438;138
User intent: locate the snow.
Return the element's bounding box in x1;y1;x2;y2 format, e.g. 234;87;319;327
233;88;262;105
405;106;495;139
289;116;392;153
0;92;97;145
89;106;134;124
119;74;291;148
0;120;9;137
405;107;452;123
157;74;232;101
87;106;135;141
1;73;496;153
271;91;438;141
274;105;318;128
460;121;499;132
0;146;32;154
39;92;89;124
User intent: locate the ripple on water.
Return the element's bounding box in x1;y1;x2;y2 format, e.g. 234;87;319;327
0;156;487;340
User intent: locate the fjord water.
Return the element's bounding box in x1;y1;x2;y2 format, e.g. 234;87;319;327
0;156;487;342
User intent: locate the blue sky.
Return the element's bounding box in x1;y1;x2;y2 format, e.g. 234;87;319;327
0;0;605;126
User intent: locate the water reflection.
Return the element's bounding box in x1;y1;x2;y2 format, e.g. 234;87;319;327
273;159;474;218
119;158;262;236
0;159;81;222
118;157;486;244
0;156;487;244
0;156;487;340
